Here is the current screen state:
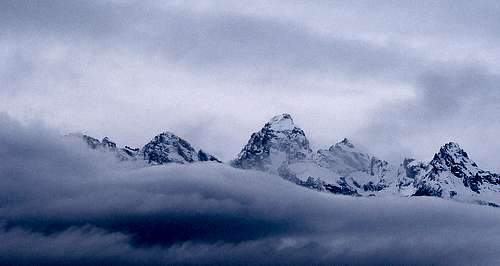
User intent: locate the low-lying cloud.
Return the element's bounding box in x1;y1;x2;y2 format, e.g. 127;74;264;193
0;114;499;265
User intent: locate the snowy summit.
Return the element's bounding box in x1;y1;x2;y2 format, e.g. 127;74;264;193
73;114;500;207
266;113;296;131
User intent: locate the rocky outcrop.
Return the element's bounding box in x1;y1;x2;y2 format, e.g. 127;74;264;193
142;132;220;164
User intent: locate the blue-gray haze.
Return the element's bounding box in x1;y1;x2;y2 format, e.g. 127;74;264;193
1;114;499;265
1;0;500;170
1;1;500;265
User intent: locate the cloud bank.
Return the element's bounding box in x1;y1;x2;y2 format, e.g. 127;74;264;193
2;1;500;168
0;115;499;265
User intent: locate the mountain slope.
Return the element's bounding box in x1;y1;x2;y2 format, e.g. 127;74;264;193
231;114;313;175
411;142;500;206
69;114;499;207
232;114;500;206
232;114;378;195
67;133;140;161
142;132;221;164
71;132;221;165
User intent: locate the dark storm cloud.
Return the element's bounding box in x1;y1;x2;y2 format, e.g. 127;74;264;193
1;115;499;265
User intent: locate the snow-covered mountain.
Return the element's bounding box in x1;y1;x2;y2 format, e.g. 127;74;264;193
232;114;500;206
67;133;140;161
316;138;373;175
70;131;220;165
70;114;499;207
142;132;220;164
411;142;499;206
231;114;314;176
231;114;393;195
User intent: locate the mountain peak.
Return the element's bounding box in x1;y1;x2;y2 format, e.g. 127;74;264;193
101;137;117;149
319;137;381;175
338;138;355;148
232;113;312;172
416;141;500;197
329;138;356;152
431;142;473;167
265;113;295;131
155;131;178;140
432;142;475;166
142;131;220;164
439;142;467;157
430;141;478;176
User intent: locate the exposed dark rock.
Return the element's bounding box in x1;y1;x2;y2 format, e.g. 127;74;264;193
232;113;312;172
142;132;220;164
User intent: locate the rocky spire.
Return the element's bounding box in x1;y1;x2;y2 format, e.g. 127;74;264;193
414;142;499;198
232;114;312;172
142;132;220;165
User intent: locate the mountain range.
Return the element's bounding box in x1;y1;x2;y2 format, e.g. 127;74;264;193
69;114;500;207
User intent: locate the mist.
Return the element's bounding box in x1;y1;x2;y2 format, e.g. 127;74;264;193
2;1;500;168
2;1;500;265
0;115;499;265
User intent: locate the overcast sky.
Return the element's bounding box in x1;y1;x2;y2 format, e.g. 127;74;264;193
1;0;500;170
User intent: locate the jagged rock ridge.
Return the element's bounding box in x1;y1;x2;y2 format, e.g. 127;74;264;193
142;132;220;164
411;142;499;205
231;114;313;174
69;114;499;207
232;114;500;206
67;133;139;161
71;132;220;165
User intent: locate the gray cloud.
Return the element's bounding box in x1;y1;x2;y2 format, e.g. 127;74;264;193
0;0;426;160
1;1;500;168
1;115;500;265
3;2;500;264
0;0;424;84
0;0;124;38
355;65;500;171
